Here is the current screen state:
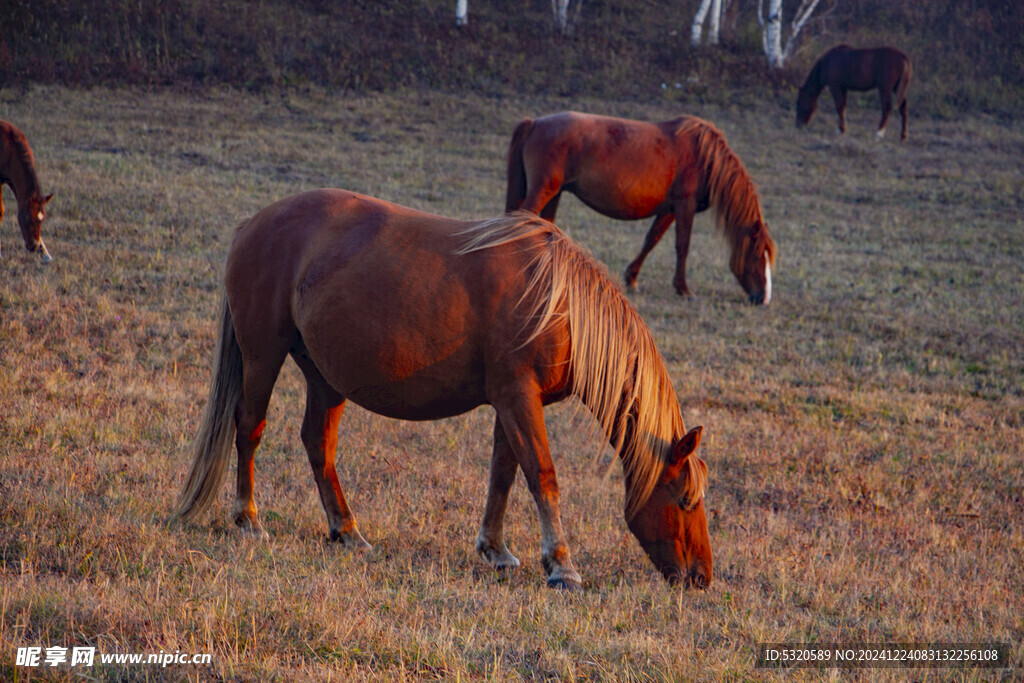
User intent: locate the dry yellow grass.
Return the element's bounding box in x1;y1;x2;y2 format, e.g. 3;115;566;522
1;85;1022;680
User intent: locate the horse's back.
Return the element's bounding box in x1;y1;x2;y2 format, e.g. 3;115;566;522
521;112;689;219
227;190;565;418
824;45;909;90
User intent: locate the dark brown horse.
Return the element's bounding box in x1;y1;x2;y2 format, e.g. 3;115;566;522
506;112;776;304
796;45;912;141
173;189;712;590
1;119;53;262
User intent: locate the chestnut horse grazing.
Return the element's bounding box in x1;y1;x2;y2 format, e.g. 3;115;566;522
506;112;776;304
0;120;53;262
173;189;712;590
796;45;912;141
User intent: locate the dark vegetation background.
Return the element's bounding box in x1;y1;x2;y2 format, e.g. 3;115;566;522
4;0;1023;116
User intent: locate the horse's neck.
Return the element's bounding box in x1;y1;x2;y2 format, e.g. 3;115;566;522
2;142;40;203
801;61;826;98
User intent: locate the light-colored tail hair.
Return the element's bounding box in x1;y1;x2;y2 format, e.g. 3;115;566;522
171;297;242;521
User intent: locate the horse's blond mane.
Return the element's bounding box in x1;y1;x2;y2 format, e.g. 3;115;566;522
677;117;776;276
457;213;706;517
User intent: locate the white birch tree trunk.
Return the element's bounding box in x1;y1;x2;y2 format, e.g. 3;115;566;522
708;0;722;45
551;0;582;36
552;0;569;35
761;0;784;68
782;0;824;62
690;0;713;46
759;0;828;68
691;0;722;46
455;0;468;27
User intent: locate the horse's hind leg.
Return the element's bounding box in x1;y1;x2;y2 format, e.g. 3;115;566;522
877;88;894;140
624;213;674;290
476;417;522;571
898;98;909;141
232;353;288;539
293;352;370;549
538;193;562;222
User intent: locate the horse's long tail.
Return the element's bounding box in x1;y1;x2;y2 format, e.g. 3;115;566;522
505;118;534;212
171;296;242;522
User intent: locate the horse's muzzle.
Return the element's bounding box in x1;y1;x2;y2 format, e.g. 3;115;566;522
749;292;767;305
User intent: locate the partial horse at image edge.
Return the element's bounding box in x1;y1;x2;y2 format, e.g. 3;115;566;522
172;189;712;590
0;119;53;262
506;111;776;304
796;45;912;141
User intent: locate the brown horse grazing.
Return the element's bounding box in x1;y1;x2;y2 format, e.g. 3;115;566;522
0;119;53;262
506;112;776;305
796;45;912;141
172;189;712;590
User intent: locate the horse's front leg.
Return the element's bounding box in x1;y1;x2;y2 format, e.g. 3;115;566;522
491;386;582;590
624;213;674;290
475;417;521;571
829;86;848;134
672;202;697;297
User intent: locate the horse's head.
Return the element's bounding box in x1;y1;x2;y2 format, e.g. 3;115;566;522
18;192;53;263
627;426;712;588
795;89;817;127
732;220;775;305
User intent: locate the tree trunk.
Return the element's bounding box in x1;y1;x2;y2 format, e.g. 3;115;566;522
783;0;825;62
552;0;569;35
551;0;582;36
761;0;784;68
455;0;468;27
691;0;713;46
709;0;722;45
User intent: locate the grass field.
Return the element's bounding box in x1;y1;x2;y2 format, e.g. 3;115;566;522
1;84;1022;680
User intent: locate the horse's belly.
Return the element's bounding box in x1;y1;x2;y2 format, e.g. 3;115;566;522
577;191;668;220
572;167;675;219
346;378;487;421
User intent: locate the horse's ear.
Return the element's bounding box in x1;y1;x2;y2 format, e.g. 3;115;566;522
663;426;703;481
43;193;54;204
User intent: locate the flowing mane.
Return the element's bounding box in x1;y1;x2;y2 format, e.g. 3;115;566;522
677;117;777;277
457;212;707;517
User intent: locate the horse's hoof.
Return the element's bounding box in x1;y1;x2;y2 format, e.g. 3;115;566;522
233;511;270;540
546;575;583;591
623;267;639;290
329;528;373;551
238;524;270;541
477;542;521;571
